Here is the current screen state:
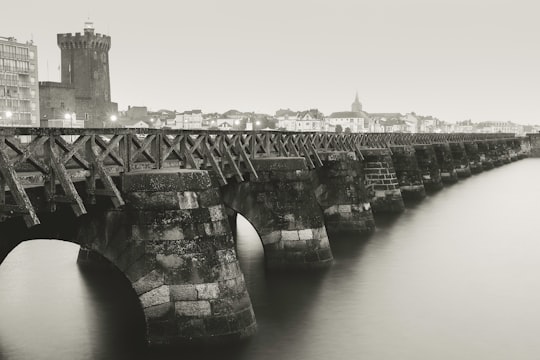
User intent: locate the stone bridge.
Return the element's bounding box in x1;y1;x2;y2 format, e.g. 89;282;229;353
0;128;530;346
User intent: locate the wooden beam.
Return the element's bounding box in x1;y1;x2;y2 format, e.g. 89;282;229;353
202;142;227;185
56;135;91;169
48;137;87;217
236;141;258;180
224;145;244;182
0;147;39;227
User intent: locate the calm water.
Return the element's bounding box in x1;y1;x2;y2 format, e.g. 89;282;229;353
1;159;540;360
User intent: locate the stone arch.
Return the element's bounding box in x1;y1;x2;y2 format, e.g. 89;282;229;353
219;157;333;269
0;207;148;348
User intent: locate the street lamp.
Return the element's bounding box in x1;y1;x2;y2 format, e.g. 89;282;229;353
110;115;117;122
6;111;13;127
64;112;76;128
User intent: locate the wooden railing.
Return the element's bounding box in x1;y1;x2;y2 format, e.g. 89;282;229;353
0;128;517;227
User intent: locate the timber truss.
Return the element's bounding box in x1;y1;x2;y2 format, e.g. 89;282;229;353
0;128;517;227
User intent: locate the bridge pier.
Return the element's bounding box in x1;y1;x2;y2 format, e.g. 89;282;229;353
506;139;519;162
312;151;375;236
519;137;530;159
432;143;458;184
413;144;443;191
463;141;483;174
221;157;333;269
498;140;511;164
77;169;257;345
361;148;405;213
449;142;471;178
390;145;426;200
476;141;494;170
488;140;504;166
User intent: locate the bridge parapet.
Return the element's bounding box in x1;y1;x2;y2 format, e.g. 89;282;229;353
0;127;519;227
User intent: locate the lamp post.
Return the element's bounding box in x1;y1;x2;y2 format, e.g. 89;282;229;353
6;111;13;127
64;112;76;142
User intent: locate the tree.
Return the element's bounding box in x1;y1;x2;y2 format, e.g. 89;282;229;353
344;127;351;134
335;125;343;133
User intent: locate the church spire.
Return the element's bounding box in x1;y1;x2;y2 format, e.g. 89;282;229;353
352;92;362;112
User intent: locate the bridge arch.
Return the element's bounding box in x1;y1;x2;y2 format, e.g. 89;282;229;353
220;157;333;269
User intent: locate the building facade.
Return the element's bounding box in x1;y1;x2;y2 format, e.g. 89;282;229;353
326;111;366;133
0;36;39;126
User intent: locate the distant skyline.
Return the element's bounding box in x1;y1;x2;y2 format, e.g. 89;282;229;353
3;0;540;123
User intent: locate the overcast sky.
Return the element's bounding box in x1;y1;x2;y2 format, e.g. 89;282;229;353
3;0;540;123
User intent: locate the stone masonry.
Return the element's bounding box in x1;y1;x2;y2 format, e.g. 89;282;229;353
463;141;483;174
476;141;494;170
77;169;257;345
221;157;333;268
432;142;458;184
449;142;472;178
360;148;405;213
390;145;426;200
413;144;443;191
312;151;375;236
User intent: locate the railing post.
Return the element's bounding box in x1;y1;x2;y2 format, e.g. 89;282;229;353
43;135;57;212
153;131;162;169
250;129;256;159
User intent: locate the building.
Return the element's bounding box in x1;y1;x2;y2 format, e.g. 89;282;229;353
177;110;203;129
40;22;117;128
0;36;39;126
275;109;298;131
367;113;402;132
326;112;366;133
325;94;369;133
296;109;324;132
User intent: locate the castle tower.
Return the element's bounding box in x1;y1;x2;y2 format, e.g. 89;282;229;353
351;92;362;113
57;22;113;127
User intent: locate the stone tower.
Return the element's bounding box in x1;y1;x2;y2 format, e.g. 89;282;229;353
57;22;113;128
351;92;362;113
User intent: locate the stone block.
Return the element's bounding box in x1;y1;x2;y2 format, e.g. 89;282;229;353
260;231;281;245
338;205;352;213
208;205;226;221
156;253;184;269
281;230;300;241
170;285;198;301
196;283;220;300
283;239;307;250
175;300;212;316
140;285;171;308
204;220;229;236
323;205;338;215
197;188;222;207
250;157;307;172
122;169;212;192
144;302;172;320
132;270;164;296
298;229;313;240
216;249;237;264
132;224;185;241
178;191;199;209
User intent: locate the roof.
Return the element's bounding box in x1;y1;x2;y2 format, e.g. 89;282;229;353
181;110;202;115
275;109;297;117
223;109;242;117
328;111;366;118
368;112;403;118
298;109;324;120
